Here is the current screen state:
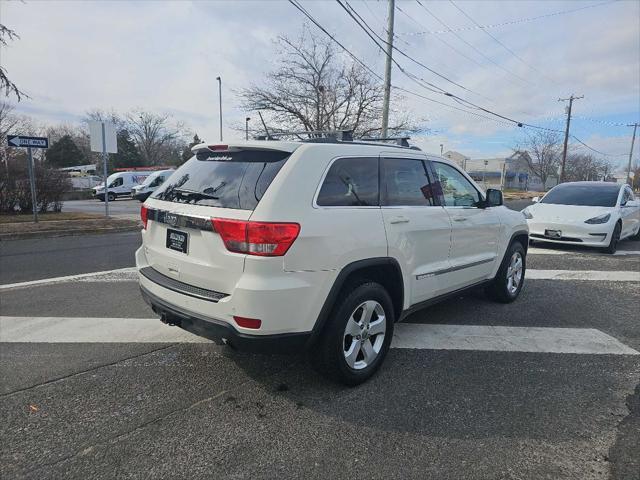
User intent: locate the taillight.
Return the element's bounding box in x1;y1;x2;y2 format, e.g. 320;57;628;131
211;218;300;256
141;205;149;229
233;316;262;329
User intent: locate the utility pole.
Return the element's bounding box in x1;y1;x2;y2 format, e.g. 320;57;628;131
558;94;583;183
380;0;395;138
216;76;223;141
626;123;638;187
245;117;251;141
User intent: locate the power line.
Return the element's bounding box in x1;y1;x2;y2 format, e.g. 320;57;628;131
339;0;565;133
400;1;617;37
288;0;517;129
448;0;560;87
571;134;627;157
289;0;563;134
414;0;534;87
395;4;486;72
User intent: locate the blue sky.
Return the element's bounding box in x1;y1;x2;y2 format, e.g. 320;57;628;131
1;0;638;169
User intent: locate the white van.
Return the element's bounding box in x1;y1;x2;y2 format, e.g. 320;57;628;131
93;171;154;202
131;169;175;202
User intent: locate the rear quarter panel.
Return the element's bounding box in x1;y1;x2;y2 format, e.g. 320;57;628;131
251;144;388;273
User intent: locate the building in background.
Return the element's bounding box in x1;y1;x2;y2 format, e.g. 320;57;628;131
443;151;558;192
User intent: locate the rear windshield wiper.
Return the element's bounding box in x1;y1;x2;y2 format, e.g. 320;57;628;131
173;187;219;200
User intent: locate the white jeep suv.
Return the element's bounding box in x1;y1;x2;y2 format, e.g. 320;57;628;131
136;139;528;385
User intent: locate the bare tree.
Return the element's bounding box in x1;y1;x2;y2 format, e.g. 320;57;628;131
238;28;419;137
125;110;187;165
514;131;562;188
1;25;28;101
564;153;612;182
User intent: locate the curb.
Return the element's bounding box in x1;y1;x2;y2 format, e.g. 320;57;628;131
0;225;141;241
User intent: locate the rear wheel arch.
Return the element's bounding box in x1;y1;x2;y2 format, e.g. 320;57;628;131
308;257;404;346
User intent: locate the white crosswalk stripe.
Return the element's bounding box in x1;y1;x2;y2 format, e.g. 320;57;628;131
1;317;638;355
526;270;640;281
529;247;640;256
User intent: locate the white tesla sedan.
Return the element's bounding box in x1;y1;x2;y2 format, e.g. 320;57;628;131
522;182;640;253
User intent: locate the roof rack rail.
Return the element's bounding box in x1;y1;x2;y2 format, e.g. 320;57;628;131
255;129;420;150
360;136;411;147
256;130;354;142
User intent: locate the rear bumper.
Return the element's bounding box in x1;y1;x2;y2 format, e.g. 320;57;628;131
140;285;311;354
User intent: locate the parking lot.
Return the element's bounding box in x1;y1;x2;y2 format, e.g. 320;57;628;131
1;223;639;479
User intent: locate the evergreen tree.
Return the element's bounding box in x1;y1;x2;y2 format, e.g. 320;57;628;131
45;135;85;168
111;129;144;170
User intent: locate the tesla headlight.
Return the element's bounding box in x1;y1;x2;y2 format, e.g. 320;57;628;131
584;213;611;224
522;207;533;219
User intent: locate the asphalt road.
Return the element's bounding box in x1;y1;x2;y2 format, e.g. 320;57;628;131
1;203;639;479
0;232;141;284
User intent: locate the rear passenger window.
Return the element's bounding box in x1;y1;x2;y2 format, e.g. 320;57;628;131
317;157;379;206
381;158;435;206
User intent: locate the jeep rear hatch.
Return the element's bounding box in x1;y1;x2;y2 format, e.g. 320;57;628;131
141;145;294;296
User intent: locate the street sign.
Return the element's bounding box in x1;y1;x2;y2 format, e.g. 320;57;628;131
7;135;49;149
89;121;118;153
6;134;48;223
88;120;118;217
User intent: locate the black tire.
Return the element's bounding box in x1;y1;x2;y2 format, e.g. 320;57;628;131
107;192;116;202
602;222;621;254
485;241;526;303
310;281;395;386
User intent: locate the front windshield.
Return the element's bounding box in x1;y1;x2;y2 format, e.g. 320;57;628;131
540;184;619;207
141;171;161;187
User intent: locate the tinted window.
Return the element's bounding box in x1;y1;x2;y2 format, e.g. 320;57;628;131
381;158;435;206
109;177;123;188
317;157;379;206
541;184;620;207
152;150;289;210
431;162;480;207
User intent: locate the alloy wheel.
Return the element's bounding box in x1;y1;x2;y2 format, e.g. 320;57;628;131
342;300;386;370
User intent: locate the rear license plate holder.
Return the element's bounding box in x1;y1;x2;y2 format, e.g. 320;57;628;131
166;228;188;253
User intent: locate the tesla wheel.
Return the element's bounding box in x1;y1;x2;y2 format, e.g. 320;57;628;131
602;222;621;254
485;241;526;303
310;281;394;386
107;193;116;202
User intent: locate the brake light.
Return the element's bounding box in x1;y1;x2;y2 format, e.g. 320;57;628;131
211;218;300;256
207;144;229;151
141;205;149;229
233;316;262;329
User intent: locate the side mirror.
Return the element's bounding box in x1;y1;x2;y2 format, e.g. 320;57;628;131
531;196;539;203
485;188;503;207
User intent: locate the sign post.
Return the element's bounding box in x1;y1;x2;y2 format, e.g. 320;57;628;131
89;121;118;218
6;135;49;223
26;148;38;223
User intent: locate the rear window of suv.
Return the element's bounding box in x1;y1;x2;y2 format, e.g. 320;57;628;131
152;149;290;210
317;157;379;206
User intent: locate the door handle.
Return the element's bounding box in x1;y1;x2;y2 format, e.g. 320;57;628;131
389;216;410;224
453;217;468;222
